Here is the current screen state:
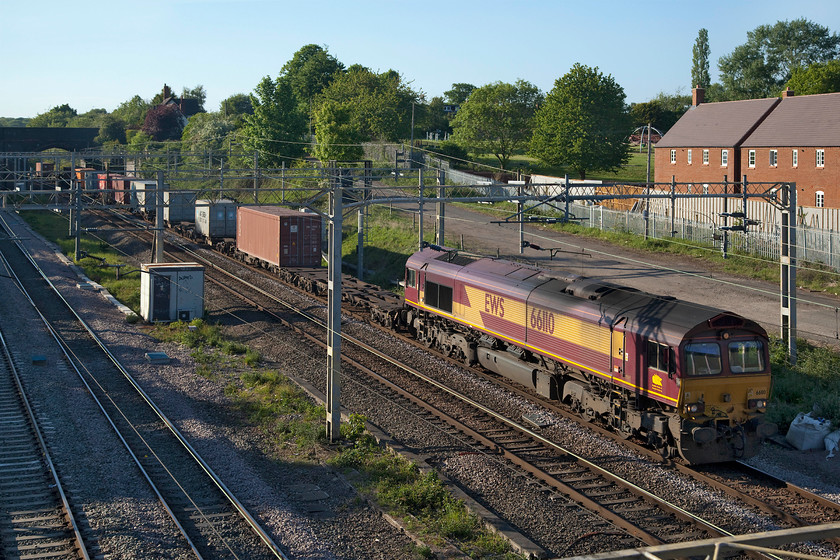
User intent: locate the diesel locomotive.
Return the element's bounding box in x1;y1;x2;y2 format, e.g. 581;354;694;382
401;245;776;464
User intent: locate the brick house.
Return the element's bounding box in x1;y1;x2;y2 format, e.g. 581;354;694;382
739;92;840;209
655;88;840;209
654;88;779;191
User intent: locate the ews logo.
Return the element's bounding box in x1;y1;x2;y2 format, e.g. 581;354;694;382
484;293;505;318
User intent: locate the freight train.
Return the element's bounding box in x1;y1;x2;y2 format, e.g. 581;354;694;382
400;244;776;464
93;179;775;464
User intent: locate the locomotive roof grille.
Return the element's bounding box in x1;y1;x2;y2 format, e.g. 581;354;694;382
708;313;745;329
434;253;479;266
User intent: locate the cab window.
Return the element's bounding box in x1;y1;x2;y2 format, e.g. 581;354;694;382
728;340;765;373
684;342;722;376
406;268;417;288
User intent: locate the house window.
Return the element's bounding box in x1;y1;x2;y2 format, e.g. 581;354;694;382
816;191;825;208
687;149;692;164
670;150;676;164
703;150;709;165
748;150;756;167
769;150;777;166
792;149;798;167
817;149;825;167
721;150;729;166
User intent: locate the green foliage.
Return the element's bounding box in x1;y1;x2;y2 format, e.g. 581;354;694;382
451;80;542;170
768;337;840;429
530;64;632;180
112;95;151;129
241;76;308;167
418;96;451;137
444;83;476;105
219;93;254;125
424;140;467;164
317;66;420;142
95;114;127;145
181;84;207;112
785;60;840;95
0;117;30;127
313;99;365;162
718;18;840;100
281;44;345;115
181;112;236;153
28;104;78;127
691;28;711;89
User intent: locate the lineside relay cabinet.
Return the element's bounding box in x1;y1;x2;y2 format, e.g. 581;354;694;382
140;263;205;323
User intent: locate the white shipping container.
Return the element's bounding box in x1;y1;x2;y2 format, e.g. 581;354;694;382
195;199;237;238
130;180;168;213
164;190;198;223
140;263;205;322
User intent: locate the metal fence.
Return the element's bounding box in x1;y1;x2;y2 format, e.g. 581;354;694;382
565;202;840;270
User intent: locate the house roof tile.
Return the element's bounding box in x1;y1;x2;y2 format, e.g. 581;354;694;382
656;97;779;148
742;92;840;147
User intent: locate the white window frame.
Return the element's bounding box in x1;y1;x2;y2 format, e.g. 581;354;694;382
769;150;777;167
817;149;825;167
792;149;798;167
702;149;709;165
687;149;692;164
748;150;756;168
670;149;676;164
816;191;825;208
721;150;729;166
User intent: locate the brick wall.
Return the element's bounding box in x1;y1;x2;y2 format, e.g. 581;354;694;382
739;147;840;208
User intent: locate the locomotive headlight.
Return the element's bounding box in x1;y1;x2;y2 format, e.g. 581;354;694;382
685;402;705;414
748;398;768;409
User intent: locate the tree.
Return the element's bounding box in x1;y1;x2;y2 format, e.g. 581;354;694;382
280;44;345;117
181;112;236;153
418;96;452;137
530;64;632;180
95;114;127;145
444;83;476;105
70;108;108;128
313;99;365;163
220;94;253;118
141;104;185;141
28;104;77;127
786;60;840;95
450;80;542;170
112;95;151;129
691;28;711;89
718;18;840;100
241;76;308;167
317;66;420;142
151;84;174;105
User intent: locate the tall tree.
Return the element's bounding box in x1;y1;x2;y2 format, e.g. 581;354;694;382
241;76;308;167
718;18;840;99
313;99;365;163
785;60;840;95
220;94;253;118
691;28;711;88
28;104;77;127
530;64;631;180
181;112;236;152
280;44;345;117
317;66;420;142
444;83;476;105
95;114;127;145
450;80;542;170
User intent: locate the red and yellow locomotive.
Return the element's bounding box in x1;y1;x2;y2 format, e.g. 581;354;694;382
402;246;776;464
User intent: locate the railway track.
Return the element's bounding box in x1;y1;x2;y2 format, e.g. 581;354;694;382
78;209;840;557
0;316;90;560
0;213;289;560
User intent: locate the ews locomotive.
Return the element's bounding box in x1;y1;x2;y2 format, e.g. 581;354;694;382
402;245;776;464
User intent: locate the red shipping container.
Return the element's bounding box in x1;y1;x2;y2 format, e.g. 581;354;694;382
237;206;322;267
111;176;132;204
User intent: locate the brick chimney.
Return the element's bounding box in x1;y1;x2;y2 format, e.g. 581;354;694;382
692;85;705;106
782;87;795;98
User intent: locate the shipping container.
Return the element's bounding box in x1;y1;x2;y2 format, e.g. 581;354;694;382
98;173;114;203
74;167;94;183
140;262;205;322
164;190;198;224
237;206;322;267
111;176;131;205
130;180;167;213
195;199;237;239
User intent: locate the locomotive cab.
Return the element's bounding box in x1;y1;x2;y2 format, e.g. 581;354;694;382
671;317;776;463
